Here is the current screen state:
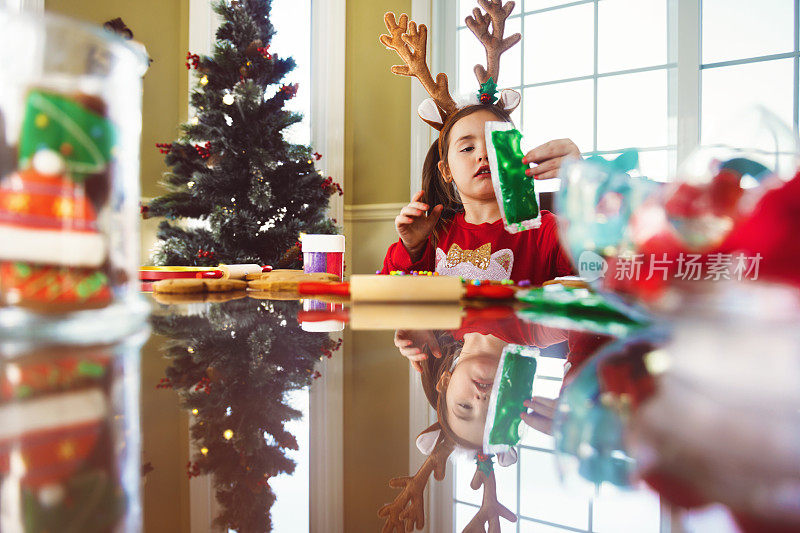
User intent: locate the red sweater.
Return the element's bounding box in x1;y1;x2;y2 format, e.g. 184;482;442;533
380;210;575;284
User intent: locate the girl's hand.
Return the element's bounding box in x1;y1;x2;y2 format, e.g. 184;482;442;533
395;190;443;261
522;138;581;180
394;329;442;373
520;396;557;435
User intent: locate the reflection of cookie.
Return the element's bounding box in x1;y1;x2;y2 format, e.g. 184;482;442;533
246;290;303;301
153;291;247;305
153;278;247;294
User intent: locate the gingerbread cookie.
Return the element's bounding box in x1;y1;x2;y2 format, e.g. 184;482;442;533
153;278;247;294
247;271;339;292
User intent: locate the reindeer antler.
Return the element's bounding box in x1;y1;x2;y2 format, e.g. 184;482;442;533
380;12;458;117
378;437;454;532
462;461;517;533
466;0;522;85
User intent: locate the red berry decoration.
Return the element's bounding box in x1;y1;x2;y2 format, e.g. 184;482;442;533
185;52;200;70
313;151;322;160
479;92;492;104
195;141;212;160
156;142;173;154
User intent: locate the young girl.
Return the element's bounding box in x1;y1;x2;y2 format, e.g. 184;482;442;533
380;105;580;283
378;4;580;283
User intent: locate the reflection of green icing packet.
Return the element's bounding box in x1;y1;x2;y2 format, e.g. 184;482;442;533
485;121;541;233
515;284;646;337
484;345;538;452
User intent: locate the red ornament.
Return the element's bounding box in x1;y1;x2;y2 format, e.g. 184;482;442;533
479;92;492;104
156;377;173;389
185;52;200;70
313;151;322;160
156;142;173;154
257;45;272;59
281;84;299;99
311;371;322;380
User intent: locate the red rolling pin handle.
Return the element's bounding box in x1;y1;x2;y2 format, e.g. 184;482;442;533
297;281;351;296
464;284;515;300
197;271;224;279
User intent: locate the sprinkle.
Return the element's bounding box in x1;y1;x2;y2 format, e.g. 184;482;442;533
518;279;531;287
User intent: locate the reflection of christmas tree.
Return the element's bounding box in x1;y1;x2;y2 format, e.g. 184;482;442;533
151;298;338;531
146;0;340;267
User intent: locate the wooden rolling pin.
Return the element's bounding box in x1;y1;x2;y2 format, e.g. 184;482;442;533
297;274;515;302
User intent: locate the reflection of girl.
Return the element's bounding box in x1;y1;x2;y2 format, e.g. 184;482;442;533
397;322;613;441
402;316;568;449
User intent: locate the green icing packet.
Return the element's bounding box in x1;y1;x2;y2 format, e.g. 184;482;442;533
485;121;541;233
483;344;538;453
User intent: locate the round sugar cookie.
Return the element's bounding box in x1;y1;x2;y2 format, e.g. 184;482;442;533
153;278;247;294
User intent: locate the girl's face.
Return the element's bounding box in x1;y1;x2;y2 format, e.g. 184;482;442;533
442;333;506;446
439;109;508;203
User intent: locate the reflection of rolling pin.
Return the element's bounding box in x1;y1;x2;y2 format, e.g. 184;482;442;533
297;274;515;301
349;304;463;330
297;304;517;330
219;264;264;280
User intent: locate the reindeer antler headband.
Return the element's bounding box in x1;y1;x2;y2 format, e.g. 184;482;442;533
380;0;522;152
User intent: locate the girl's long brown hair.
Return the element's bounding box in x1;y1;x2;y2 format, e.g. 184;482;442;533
419;331;481;450
421;104;514;248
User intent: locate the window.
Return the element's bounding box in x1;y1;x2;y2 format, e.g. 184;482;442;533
446;0;800;190
454;0;673;191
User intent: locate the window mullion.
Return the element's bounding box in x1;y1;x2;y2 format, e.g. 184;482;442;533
674;0;701;170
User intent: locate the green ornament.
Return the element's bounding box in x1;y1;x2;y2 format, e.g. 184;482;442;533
488;346;537;446
19;90;116;181
477;77;498;104
491;129;539;225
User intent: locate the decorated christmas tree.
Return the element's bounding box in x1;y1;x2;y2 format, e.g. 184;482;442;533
145;0;340;268
151;297;340;531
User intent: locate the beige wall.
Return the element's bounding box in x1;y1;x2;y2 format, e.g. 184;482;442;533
45;0;189;200
344;0;412;207
343;0;412;277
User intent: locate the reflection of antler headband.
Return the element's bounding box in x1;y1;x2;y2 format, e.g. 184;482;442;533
380;0;522;132
378;424;454;531
378;422;518;532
